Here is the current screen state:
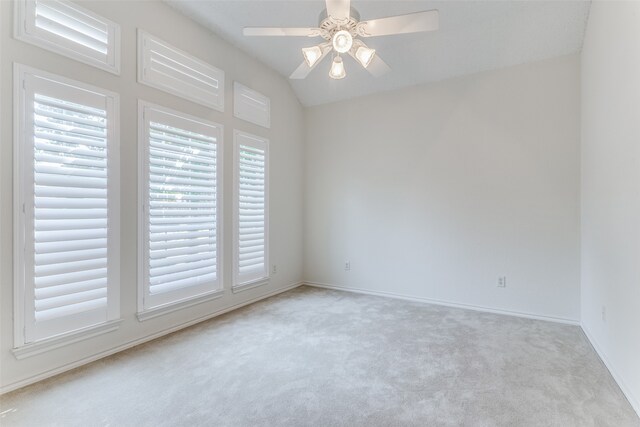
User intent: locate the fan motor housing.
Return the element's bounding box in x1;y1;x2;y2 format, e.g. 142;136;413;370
318;7;360;40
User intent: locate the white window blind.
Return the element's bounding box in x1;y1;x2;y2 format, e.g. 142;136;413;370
14;65;120;345
139;102;223;311
138;31;225;112
234;82;271;129
15;0;121;74
233;130;269;289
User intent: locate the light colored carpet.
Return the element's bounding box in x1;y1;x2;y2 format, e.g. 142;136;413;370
1;286;638;427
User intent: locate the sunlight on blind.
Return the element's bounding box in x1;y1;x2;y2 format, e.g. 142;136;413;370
237;144;266;278
33;93;109;321
147;121;218;295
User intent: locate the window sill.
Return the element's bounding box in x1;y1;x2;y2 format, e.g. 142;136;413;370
137;289;225;322
12;319;122;360
232;278;270;294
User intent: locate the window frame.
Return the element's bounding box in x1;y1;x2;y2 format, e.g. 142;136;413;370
13;64;121;350
137;101;224;318
232;130;270;292
137;30;225;112
233;82;271;129
14;0;121;75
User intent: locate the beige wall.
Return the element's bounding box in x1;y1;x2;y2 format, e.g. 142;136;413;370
580;0;640;415
304;54;581;322
0;0;304;390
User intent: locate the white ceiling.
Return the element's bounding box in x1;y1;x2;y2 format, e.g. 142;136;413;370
167;0;591;106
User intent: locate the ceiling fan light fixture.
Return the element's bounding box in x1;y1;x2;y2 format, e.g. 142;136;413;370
302;45;323;67
329;56;346;79
355;45;376;68
332;30;353;53
244;2;441;81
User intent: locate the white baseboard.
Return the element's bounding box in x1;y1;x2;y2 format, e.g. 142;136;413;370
581;324;640;418
5;279;637;421
0;282;303;395
305;282;639;418
303;281;580;326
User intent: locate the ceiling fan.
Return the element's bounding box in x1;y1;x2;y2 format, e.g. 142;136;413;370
243;0;439;80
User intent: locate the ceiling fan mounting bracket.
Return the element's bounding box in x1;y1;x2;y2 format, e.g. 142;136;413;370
319;17;359;40
354;22;371;38
318;7;360;40
318;7;360;25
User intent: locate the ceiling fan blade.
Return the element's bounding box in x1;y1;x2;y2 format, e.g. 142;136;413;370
289;49;331;79
326;0;351;20
357;10;439;37
243;27;320;37
365;55;391;77
290;62;314;80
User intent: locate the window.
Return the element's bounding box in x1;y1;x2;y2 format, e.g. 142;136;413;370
233;130;269;291
14;65;120;347
14;0;121;74
138;102;223;314
233;82;270;129
138;31;225;112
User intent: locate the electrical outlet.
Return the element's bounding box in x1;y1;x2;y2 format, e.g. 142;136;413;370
498;276;507;288
601;305;606;322
344;261;351;271
271;265;277;275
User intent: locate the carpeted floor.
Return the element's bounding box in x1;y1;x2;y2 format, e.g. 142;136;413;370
1;286;638;427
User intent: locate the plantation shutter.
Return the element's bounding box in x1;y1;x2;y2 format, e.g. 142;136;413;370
233;82;270;128
141;104;222;310
17;66;120;344
233;131;269;288
138;31;224;111
16;0;121;73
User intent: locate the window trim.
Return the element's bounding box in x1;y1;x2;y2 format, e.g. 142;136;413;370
137;30;225;112
137;100;224;317
14;0;121;75
232;130;270;290
12;319;121;360
13;63;121;349
233;82;271;129
232;277;270;294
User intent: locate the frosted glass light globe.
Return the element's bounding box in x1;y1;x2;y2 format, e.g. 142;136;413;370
302;46;323;67
329;56;346;79
355;46;376;68
332;30;353;53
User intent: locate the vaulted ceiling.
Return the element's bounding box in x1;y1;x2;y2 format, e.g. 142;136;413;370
167;1;591;106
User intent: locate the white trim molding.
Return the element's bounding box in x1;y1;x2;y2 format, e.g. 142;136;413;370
12;320;121;360
304;281;581;326
14;0;121;74
136;290;224;322
137;30;224;111
232;278;269;294
1;282;303;395
13;63;121;347
137;100;224;315
581;324;640;418
233;82;270;129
